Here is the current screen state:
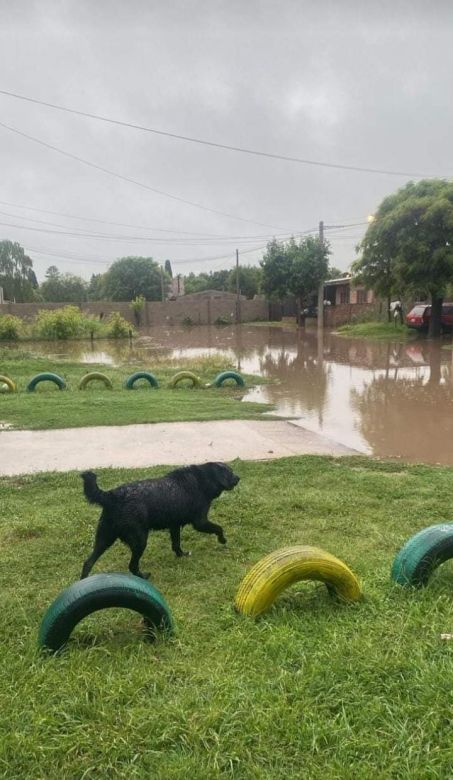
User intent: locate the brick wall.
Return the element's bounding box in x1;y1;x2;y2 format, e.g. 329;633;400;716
325;302;381;327
0;293;269;326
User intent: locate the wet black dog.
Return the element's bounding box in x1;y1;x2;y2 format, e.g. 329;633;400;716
80;462;240;579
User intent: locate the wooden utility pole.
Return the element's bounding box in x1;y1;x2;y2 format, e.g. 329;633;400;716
160;266;165;302
235;248;241;324
317;220;324;334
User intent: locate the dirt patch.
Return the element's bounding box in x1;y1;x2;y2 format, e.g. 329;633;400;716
3;526;45;543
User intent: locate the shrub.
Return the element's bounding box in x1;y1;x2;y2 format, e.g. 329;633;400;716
130;295;146;325
106;312;133;339
33;306;98;340
214;316;231;326
182;316;194;327
0;314;22;340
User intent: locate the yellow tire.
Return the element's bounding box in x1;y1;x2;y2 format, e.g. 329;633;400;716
0;375;16;392
234;545;361;617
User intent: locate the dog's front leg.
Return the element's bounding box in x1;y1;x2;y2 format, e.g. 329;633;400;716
170;526;190;557
193;519;227;546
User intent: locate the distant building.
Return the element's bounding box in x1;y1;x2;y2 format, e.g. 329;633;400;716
323;276;375;306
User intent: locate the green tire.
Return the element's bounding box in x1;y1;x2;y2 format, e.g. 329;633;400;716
27;372;66;392
0;374;16;392
125;371;159;389
391;523;453;587
168;371;202;388
212;370;245;387
38;573;174;652
79;372;113;390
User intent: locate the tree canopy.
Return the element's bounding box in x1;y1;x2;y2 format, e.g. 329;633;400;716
0;240;37;302
354;179;453;334
40;266;88;302
102;256;167;301
261;236;330;311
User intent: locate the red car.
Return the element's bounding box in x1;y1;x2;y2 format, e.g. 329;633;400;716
406;302;453;332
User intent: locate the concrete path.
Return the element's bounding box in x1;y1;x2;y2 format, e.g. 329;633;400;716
0;420;358;476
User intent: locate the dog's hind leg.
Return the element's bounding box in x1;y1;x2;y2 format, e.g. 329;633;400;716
169;526;191;557
193;519;227;546
81;523;117;579
126;530;149;579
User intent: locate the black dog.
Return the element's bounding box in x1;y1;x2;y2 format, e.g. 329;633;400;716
80;462;240;579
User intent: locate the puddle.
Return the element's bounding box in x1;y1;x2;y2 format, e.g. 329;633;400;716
2;324;453;464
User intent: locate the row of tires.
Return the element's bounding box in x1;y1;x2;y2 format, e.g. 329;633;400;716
39;523;452;652
0;369;245;393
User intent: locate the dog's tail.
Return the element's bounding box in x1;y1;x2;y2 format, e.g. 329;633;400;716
80;471;111;508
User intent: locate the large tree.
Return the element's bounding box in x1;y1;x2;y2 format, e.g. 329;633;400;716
287;236;330;319
260;238;292;301
355;179;453;335
102;256;167;301
0;240;37;302
227;265;261;299
261;236;330;321
40;266;88;302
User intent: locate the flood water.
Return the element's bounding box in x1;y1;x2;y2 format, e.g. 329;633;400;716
9;324;453;465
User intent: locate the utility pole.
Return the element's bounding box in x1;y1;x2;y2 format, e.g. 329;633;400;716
317;220;324;334
160;265;165;302
235;248;241;324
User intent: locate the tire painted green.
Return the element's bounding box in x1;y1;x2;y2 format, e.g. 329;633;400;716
213;370;245;387
79;372;113;390
27;372;66;392
125;371;159;389
38;573;174;652
168;371;202;388
391;523;453;587
0;374;16;392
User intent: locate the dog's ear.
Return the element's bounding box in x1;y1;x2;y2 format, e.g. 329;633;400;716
210;462;233;488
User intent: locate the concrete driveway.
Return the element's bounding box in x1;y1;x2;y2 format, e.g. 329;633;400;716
0;419;358;476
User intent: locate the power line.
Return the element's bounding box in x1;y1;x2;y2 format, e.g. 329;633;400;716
0;198;294;239
0;87;438;179
0;119;296;232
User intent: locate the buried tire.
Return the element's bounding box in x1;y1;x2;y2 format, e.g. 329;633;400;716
391;523;453;587
212;370;245;388
27;372;66;392
125;371;159;389
79;372;113;390
235;545;362;617
168;371;202;388
0;374;16;392
38;573;174;652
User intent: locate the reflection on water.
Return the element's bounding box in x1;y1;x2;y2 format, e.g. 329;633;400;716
8;324;453;464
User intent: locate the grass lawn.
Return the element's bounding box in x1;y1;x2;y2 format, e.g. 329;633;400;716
2;456;453;778
0;351;272;430
336;321;414;340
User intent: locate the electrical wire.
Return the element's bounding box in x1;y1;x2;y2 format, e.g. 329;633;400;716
0;87;438;178
0;119;297;232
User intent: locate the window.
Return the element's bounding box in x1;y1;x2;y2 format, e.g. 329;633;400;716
356;289;368;304
339;286;350;304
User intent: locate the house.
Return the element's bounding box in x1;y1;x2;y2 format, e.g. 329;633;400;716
323;276;375;306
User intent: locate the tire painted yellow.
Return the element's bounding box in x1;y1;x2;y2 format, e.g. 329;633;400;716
235;545;361;617
0;374;16;392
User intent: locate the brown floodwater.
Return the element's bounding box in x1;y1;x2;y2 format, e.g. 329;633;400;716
7;324;453;465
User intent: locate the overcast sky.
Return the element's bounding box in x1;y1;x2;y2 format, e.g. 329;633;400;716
1;0;452;282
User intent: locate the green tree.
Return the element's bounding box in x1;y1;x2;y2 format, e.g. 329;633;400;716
0;240;37;302
355;180;453;335
102;256;166;301
288;236;330;321
260;238;292;301
164;259;173;278
88;273;106;301
183;269;231;294
228;265;262;299
328;266;348;279
40;266;88;302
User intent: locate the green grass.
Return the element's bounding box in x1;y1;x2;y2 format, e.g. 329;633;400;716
336;321;414;340
0;351;271;430
2;456;453;778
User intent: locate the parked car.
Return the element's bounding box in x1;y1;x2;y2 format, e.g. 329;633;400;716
406;302;453;332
